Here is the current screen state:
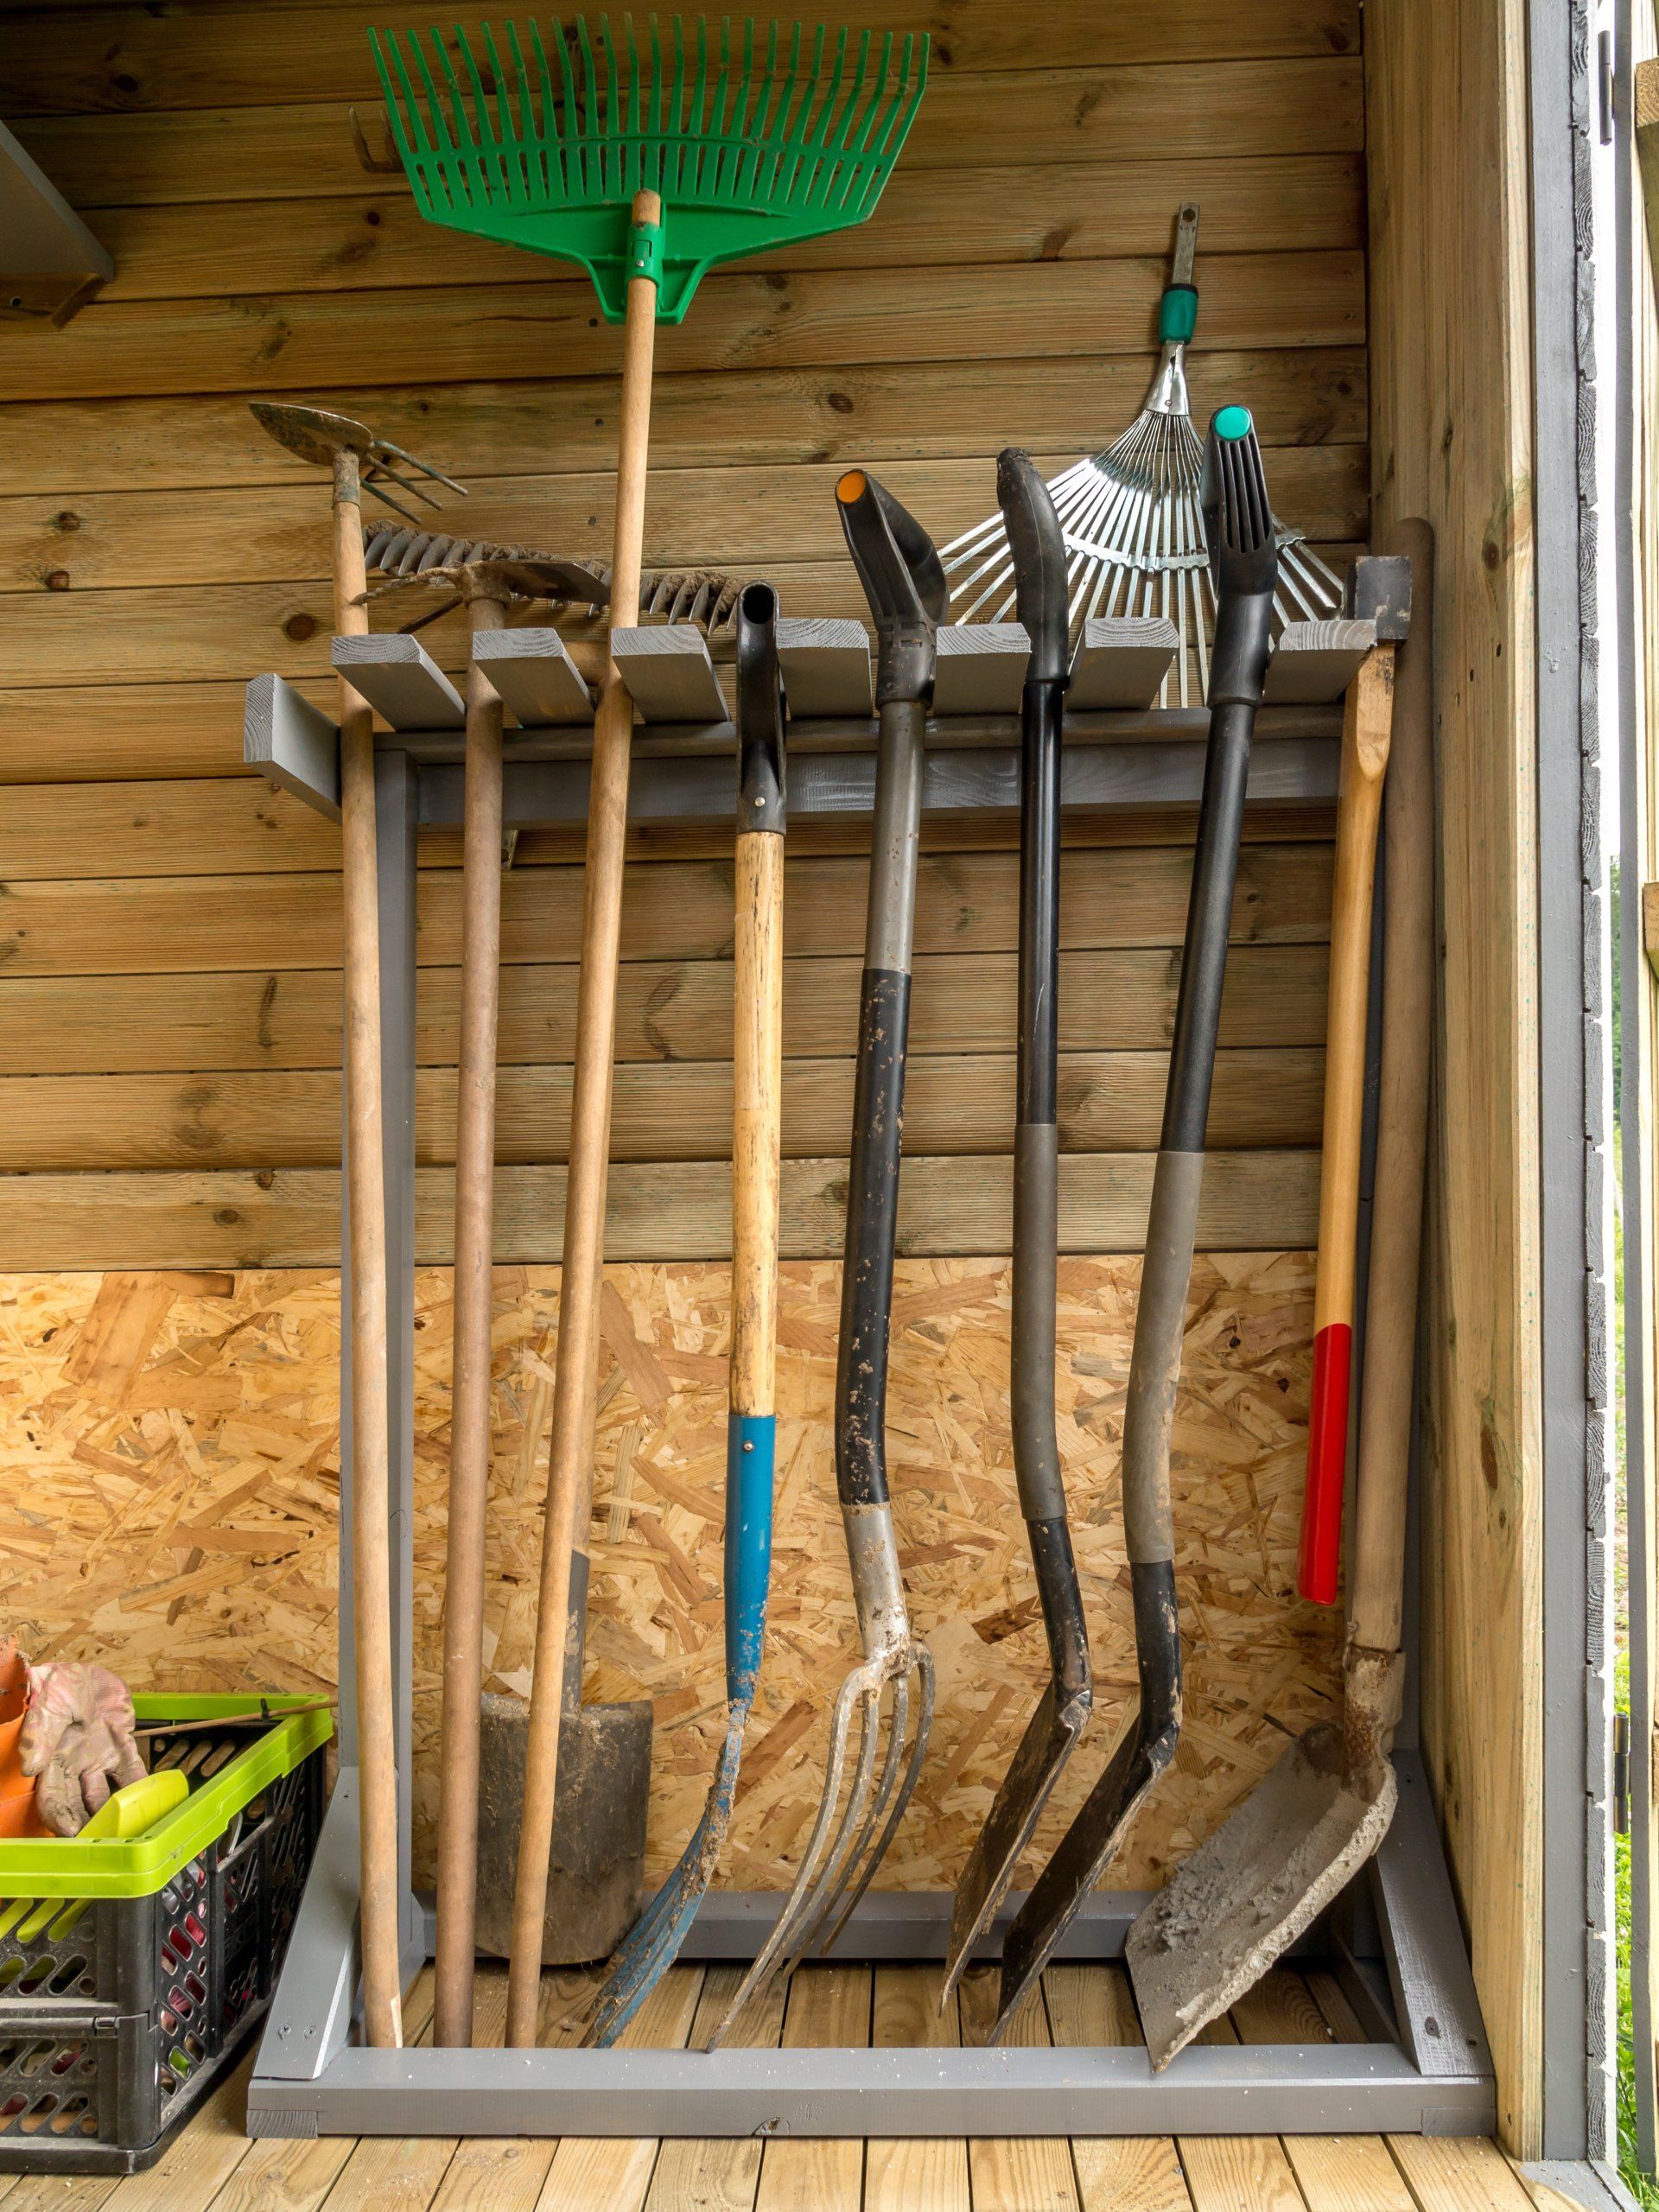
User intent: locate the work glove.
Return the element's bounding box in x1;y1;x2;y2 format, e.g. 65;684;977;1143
18;1661;147;1836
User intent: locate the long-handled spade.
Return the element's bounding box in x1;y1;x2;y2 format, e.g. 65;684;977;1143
941;450;1092;2001
703;471;942;2048
583;582;789;2048
369;12;927;2050
248;401;463;2050
985;407;1281;2044
1126;527;1427;2069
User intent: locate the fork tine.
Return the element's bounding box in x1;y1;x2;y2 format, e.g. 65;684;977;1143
785;1669;910;1967
815;1646;934;1956
702;1660;871;2050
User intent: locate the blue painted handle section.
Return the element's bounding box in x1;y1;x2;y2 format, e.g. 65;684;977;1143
725;1414;775;1700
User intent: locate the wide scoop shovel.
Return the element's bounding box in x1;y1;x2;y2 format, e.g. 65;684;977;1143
1127;529;1428;2069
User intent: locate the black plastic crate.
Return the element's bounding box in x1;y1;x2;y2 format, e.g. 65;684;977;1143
0;1701;327;2175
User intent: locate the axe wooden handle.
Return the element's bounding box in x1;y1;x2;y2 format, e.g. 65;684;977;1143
1298;643;1395;1605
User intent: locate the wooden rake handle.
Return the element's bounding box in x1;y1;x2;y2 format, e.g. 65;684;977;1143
1297;643;1396;1605
506;189;661;2050
334;451;404;2050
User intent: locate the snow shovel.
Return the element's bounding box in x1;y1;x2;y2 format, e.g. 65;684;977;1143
370;10;927;2050
584;582;789;2048
1127;530;1425;2068
941;449;1091;2003
986;407;1281;2044
703;470;942;2048
249;400;462;2050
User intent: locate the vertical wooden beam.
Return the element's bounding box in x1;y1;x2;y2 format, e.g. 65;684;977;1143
1366;0;1544;2157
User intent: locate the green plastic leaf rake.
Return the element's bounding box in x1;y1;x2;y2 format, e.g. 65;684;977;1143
370;13;929;321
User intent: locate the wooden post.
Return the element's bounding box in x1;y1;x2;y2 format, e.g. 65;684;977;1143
334;454;403;2050
506;188;661;2047
433;588;507;2050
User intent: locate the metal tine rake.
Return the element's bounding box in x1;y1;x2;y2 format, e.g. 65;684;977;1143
939;205;1342;705
702;467;945;2051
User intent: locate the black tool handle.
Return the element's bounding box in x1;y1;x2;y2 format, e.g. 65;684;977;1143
735;581;786;836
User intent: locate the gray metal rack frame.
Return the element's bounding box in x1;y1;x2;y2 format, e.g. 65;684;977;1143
244;677;1497;2141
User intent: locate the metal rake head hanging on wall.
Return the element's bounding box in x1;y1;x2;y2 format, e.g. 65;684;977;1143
939;205;1344;704
369;12;928;322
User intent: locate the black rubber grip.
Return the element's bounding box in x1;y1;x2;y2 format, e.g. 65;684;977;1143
835;968;910;1510
1128;1557;1180;1742
1161;697;1256;1155
1017;680;1063;1128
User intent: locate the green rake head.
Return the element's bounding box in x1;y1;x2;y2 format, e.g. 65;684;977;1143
370;13;928;322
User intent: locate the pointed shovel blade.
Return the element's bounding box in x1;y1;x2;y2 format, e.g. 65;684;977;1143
1126;1723;1397;2069
944;1679;1090;2000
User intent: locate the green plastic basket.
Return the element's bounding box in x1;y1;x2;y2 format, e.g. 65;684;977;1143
0;1695;332;1901
0;1694;331;2175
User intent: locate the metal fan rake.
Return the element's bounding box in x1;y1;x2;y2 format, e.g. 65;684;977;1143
940;205;1342;705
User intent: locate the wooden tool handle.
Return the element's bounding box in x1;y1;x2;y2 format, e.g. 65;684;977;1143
507;188;660;2050
731;831;785;1418
1298;643;1395;1606
334;452;404;2048
433;591;506;2050
1351;524;1434;1655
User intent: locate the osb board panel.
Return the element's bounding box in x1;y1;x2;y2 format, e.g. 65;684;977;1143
0;1258;1337;1891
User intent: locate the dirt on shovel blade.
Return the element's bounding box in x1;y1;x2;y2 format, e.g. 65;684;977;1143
1125;1721;1397;2068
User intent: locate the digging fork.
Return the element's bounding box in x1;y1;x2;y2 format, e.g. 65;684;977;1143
702;471;945;2048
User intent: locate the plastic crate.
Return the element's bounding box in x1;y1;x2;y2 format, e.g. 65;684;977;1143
0;1694;331;2176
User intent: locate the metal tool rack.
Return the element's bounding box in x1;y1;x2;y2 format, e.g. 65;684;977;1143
243;613;1497;2141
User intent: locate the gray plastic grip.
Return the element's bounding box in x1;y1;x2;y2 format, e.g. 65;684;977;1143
1121;1149;1205;1565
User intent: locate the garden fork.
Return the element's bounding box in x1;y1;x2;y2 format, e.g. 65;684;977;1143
703;470;945;2048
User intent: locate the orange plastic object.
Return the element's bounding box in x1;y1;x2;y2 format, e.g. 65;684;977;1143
0;1637;48;1839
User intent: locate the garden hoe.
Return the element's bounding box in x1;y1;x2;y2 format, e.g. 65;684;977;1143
704;470;942;2049
249;400;463;2050
584;582;789;2048
1127;530;1426;2069
941;449;1091;2004
986;408;1281;2044
370;10;926;2047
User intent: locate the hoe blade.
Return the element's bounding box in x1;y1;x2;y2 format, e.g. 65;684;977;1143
944;1678;1089;1999
1126;1724;1397;2069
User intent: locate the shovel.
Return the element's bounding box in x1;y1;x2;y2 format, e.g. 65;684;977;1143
1126;530;1426;2067
582;582;789;2046
942;450;1092;2001
985;408;1281;2044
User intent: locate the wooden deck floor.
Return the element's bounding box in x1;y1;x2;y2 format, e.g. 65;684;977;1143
0;1962;1599;2212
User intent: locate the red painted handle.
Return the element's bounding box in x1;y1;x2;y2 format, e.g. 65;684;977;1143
1299;1321;1351;1605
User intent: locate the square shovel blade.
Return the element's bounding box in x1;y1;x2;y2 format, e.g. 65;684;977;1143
1125;1722;1397;2068
474;1690;653;1967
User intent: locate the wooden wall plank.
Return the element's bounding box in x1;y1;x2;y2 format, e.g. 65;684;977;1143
0;446;1370;594
74;157;1364;304
0;546;1363;683
1368;0;1542;2157
0;251;1365;404
0;1046;1325;1169
14;63;1363;207
0;1149;1320;1268
0;842;1333;973
0;0;1359;114
0;350;1368;504
0;945;1332;1073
